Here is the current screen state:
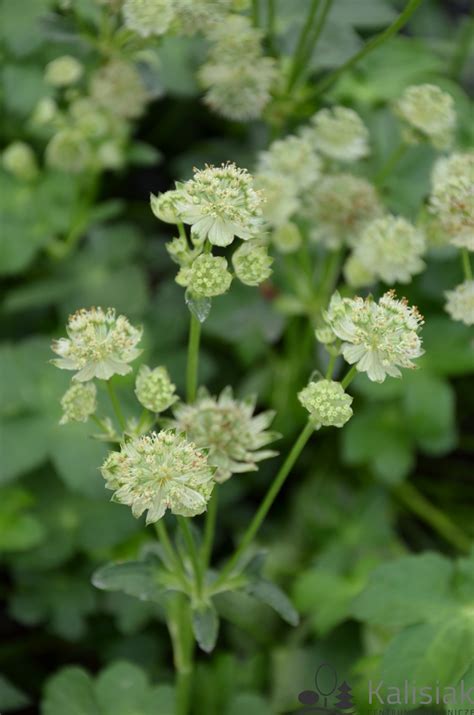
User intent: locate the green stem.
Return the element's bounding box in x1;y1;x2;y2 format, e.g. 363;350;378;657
325;353;337;379
201;488;219;571
461;248;473;281
186;314;201;403
312;0;424;97
214;421;314;586
106;380;127;432
341;364;358;389
178;517;203;595
266;0;277;54
287;0;321;91
395;481;471;554
167;595;194;715
252;0;260;27
449;17;474;80
301;0;334;72
374;142;408;186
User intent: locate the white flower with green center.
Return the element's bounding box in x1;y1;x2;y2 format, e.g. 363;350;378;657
232;239;273;286
175;163;265;246
101;430;215;522
395;84;456;149
168;387;279;483
430;153;474;251
186;254;233;297
123;0;175;36
445;281;474;326
298;380;353;429
45;55;83;86
60;382;97;424
304;173;383;248
324;291;424;383
350;215;426;285
257;135;322;192
310;107;370;161
90;60;148;120
135;365;178;413
2;142;38;181
51;307;142;382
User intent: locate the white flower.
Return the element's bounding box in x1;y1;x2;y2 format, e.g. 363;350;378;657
310;107;370;162
2;142;38;181
324;291;424;382
90;60;148;120
395;84;456;149
175;163;265;246
122;0;175;37
51;307;142;382
430;152;474;251
45;55;83;87
445;281;474;326
255;173;299;228
256;134;322;193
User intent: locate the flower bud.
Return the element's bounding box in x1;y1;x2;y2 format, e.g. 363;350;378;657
135;365;178;413
445;281;474;326
187;254;232;297
232;240;273;286
150;190;182;224
45;130;92;173
310;107;369;162
60;382;97;424
45;55;83;87
298;379;353;429
272;222;302;254
2;142;38;181
123;0;175;37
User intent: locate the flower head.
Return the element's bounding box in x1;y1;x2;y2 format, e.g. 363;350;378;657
135;365;178;412
186;254;233;297
349;215;426;285
272;222;302;254
430;152;474;251
45;55;83;87
310;107;370;161
324;291;424;382
256;134;322;193
2;141;38;181
123;0;175;36
298;379;353;429
168;387;278;482
150;190;182;224
45;130;92;173
255;173;299;228
90;60;148;120
175;163;265;246
101;430;215;522
232;239;273;286
52;307;142;382
445;281;474;326
395;84;456;149
60;382;97;424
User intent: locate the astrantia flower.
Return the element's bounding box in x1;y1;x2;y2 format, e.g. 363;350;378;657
255;173;299;228
90;60;148;120
272;222;302;254
350;215;426;285
175;163;265;246
52;307;142;382
60;382;97;424
123;0;175;37
256;135;322;193
304;174;382;248
45;55;83;87
101;430;215;522
135;365;178;413
2;142;38;181
310;107;370;162
169;387;279;482
430;153;474;251
298;380;353;429
45;130;92;173
173;0;232;35
445;281;474;326
150;190;182;224
324;291;424;382
187;254;233;297
395;84;456;149
232;239;273;286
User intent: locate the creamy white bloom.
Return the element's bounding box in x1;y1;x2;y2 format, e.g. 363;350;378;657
310;107;370;161
45;55;83;86
256;134;322;193
52;307;142;382
324;291;424;382
255;173;299;228
123;0;175;37
445;281;474;326
395;84;456;149
430;152;474;251
2;142;38;181
90;60;148;120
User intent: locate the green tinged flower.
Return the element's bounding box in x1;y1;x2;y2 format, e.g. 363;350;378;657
349;215;426;285
175;163;265;247
2;142;38;181
298;380;353;429
186;254;233;297
310;107;370;161
257;134;322;193
395;84;456;149
122;0;175;36
51;307;142;382
90;60;148;120
169;387;279;482
45;55;83;87
60;382;97;425
272;222;302;254
324;291;424;383
45;130;92;173
232;239;273;286
445;281;474;326
150;190;182;224
430;152;474;251
101;430;215;522
135;365;178;413
255;173;299;228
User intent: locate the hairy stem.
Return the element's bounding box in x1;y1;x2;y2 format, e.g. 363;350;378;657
186;314;201;403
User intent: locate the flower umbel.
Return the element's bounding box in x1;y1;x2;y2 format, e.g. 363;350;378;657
324;291;424;382
310;107;370;162
135;365;178;413
101;430;215;523
60;382;97;424
445;281;474;326
122;0;175;36
187;254;233;297
51;307;142;382
298;380;353;429
395;84;456;149
430;152;474;251
169;387;279;482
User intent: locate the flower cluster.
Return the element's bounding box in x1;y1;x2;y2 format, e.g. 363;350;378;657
51;307;142;382
257;135;322;194
60;382;97;424
395;84;456;149
429;152;473;251
272;222;302;254
122;0;175;36
135;366;178;413
232;240;273;286
254;173;299;229
346;215;426;286
2;142;38;181
309;107;370;162
445;281;474;326
90;60;148;120
101;430;215;522
179;254;233;297
198;15;277;121
44;55;83;87
169;387;278;482
323;291;424;383
298;380;353;429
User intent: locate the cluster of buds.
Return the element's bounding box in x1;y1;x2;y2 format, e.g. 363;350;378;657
298;379;353;429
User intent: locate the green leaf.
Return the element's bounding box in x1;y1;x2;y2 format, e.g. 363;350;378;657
92;561;165;602
245;579;299;626
0;487;45;552
95;661;170;715
42;667;100;715
0;674;30;710
49;422;107;497
0;415;50;483
352;553;455;629
192;602;220;653
227;693;273;715
403;372;456;455
293;569;363;635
